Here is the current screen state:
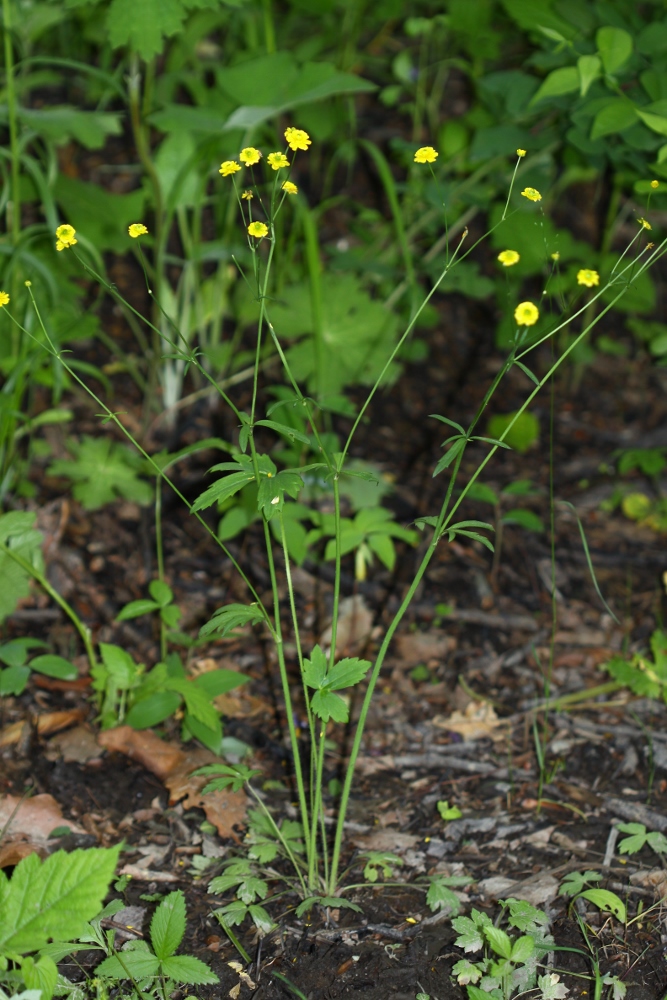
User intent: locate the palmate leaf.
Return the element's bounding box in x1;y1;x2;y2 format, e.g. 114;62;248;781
107;0;186;59
0;845;120;954
48;436;152;510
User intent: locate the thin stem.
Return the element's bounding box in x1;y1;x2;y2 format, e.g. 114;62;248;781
246;783;307;897
3;0;20;247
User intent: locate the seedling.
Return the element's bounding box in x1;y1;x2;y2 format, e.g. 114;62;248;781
437;800;462;822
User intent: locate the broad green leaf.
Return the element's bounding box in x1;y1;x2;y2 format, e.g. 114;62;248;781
149;580;173;606
487;412;539;453
151;890;185;961
578;54;601;96
159;955;219;985
21;954;58;1000
501;509;544;533
29;655;78;681
590;99;637;140
452;914;485;953
328;657;371;690
0;664;31;696
466;482;498;505
506;898;550;932
183;712;222;755
255;419;311;445
257;470;303;519
99;643;140;689
510;935;535;963
303;645;328;688
96;951;160;980
636;109;667;137
125;691;182;729
558;871;602;897
484;925;512;959
191;470;254;512
579;889;626;922
167;678;218;731
596;26;633;75
367;531;396;570
193;669;249;697
106;0;185;59
248;903;276;934
154;131;199;210
18;106;121;149
426;879;462;915
54;175;145;253
530;66;579;105
0;639;47;668
0;845;121;953
502;0;577;39
311;688;349;723
0;512;44;624
116;599;160;621
199;603;264;638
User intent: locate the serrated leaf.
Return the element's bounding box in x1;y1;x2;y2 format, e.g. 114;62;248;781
303;645;328;688
159;955;219;985
96;951;160;980
199;603;264;638
48;437;152;510
257;470;303;519
150;890;186;960
426;880;461;915
21;954;58;1000
328;657;371;690
0;845;121;953
191;470;254;513
255;419;311;445
106;0;186;59
311;688;349;723
558;871;601;897
452;915;485;953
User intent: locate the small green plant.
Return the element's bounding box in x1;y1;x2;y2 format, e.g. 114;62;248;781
437;800;462;822
0;639;77;696
617;822;667;857
602;629;667;704
96;890;218;994
47;436;153;510
451;898;556;1000
559;871;626;924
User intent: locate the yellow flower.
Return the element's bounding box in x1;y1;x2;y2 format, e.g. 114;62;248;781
577;268;599;288
551;252;560;261
514;301;539;326
267;152;289;170
638;217;652;229
414;146;438;163
0;291;9;307
651;179;659;189
517;148;526;157
240;147;262;165
247;221;269;238
219;160;241;177
498;249;520;267
521;187;541;202
241;190;253;200
282;181;298;195
128;223;148;238
55;223;77;251
284;128;311;152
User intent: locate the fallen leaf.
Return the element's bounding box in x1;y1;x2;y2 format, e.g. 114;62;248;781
118;864;179;883
630;868;667;898
98;726;247;840
47;725;101;764
0;793;86;867
351;830;419;853
320;595;373;655
0;709;86;747
395;631;456;666
433;701;506;742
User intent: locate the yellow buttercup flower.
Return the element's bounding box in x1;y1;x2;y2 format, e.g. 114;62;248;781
267;152;289;170
414;146;438;163
282;181;298;195
0;291;9;307
241;190;253;200
128;223;148;238
498;250;520;267
517;148;526;157
651;179;659;189
638;217;652;229
551;252;560;261
577;268;599;288
514;301;539;326
219;160;241;177
248;221;269;238
521;187;541;202
55;224;77;251
240;147;262;165
284;128;311;152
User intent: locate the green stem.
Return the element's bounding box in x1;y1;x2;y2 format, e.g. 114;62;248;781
3;0;20;248
155;475;167;662
247;782;307;897
0;540;97;673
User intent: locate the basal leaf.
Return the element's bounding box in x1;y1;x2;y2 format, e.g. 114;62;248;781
106;0;186;59
159;955;219;985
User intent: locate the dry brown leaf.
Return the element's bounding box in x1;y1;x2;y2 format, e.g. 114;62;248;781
47;725;101;764
433;701;507;742
0;793;86;867
0;709;86;747
320;595;372;655
98;727;247;840
117;864;179;883
395;631;456;666
351;829;419;853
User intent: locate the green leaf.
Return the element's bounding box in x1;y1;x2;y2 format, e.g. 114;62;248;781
501;509;544;533
303;645;328;689
0;639;47;668
0;845;121;953
193;669;249;697
0;512;44;624
29;655;78;681
590;99;637;140
48;437;152;510
514;361;539;385
199;603;264;639
150;890;185;961
21;954;58;1000
558;871;602;897
430;414;465;433
636;108;667;137
99;643;140;690
426;878;462;915
487;412;539;453
578;54;601;97
596;26;633;75
452;913;486;953
0;664;31;696
311;688;349;723
96;951;160;980
510;935;535;963
54;175;145;253
255;419;311;445
116;599;161;621
106;0;185;59
18;106;121;150
191;470;254;513
466;483;498;505
149;580;173;606
125;691;182;729
579;889;626;922
328;657;371;690
159;955;219;985
530;66;579;105
484;926;512;959
433;437;466;477
167;678;218;731
257;470;303;519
